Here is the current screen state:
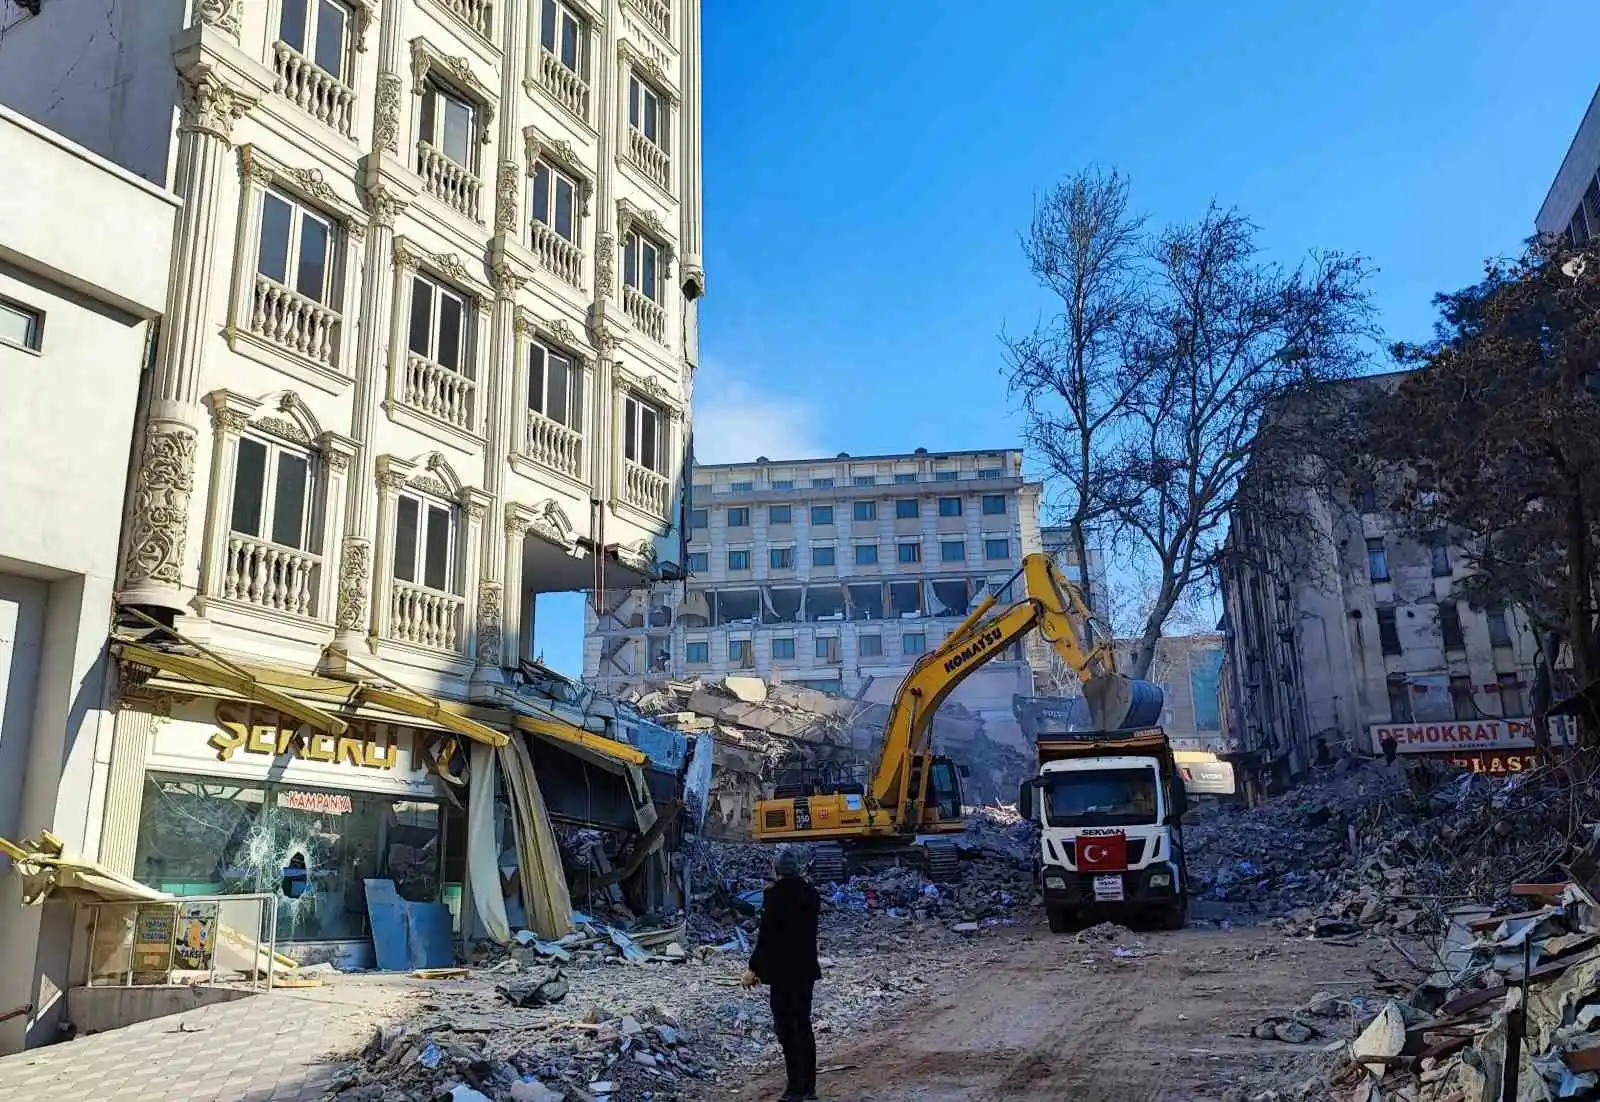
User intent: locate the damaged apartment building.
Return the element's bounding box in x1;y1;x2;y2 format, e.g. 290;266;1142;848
583;448;1057;753
0;0;705;1052
1218;371;1548;798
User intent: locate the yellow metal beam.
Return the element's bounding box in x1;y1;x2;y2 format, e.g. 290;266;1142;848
514;713;648;766
117;643;349;736
358;686;509;748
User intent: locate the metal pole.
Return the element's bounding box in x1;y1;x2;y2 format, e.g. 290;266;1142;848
1502;934;1534;1098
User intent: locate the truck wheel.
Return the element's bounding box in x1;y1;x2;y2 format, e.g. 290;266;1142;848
1159;901;1187;931
1047;907;1075;934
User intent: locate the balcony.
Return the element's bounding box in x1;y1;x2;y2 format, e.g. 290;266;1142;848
222;535;320;617
525;408;582;480
271;41;356;137
416;142;483;222
249;274;341;369
628;127;670;192
622;458;669;517
529;221;584;289
633;0;670;37
536;48;590;121
402;352;476;432
438;0;494;39
622;284;666;344
390;581;465;652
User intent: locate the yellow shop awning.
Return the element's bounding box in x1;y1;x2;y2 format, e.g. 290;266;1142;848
116;643;349;736
515;713;648;767
358;686;509;748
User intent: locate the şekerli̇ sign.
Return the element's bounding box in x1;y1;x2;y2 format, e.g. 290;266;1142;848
1368;717;1575;754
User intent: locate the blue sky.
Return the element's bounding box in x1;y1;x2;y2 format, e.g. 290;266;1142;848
534;0;1598;677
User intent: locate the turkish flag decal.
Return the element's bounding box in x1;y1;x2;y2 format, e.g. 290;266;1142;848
1076;832;1128;872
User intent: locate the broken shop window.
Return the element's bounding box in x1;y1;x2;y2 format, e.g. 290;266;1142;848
805;585;846;621
847;583;885;621
890;580;923;617
764;587;803;623
712;589;760;625
647;635;671;672
929;578;968;616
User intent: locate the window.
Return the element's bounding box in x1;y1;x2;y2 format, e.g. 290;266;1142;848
812;545;836;568
1449;675;1475;721
727;507;749;527
770;547;793;570
527;343;583;429
894;473;916;484
811;505;834;526
689;508;708;530
728;639;752;664
418;81;476;170
622;395;664;473
977;467;1002;479
895;499;919;519
981;494;1006;516
1387;677;1413;723
902;632;926;655
627;72;665;146
258;191;335;305
812;477;834;489
278;0;349;80
685;641;708;664
769;505;792;525
685;552;707;573
815;636;839;660
853;475;875;487
855;544;879;566
393;492;456;592
772;479;794;490
1430;538;1451;577
730;480;753;492
539;0;584;74
408;274;468;371
1355;485;1377;514
0;298;41;351
1498;673;1525;719
530;160;579;243
231;436;314;550
853;501;877;522
935;471;958;482
940;540;965;563
897;542;921;564
772;637;795;660
1487;607;1512;647
728;549;750;571
1366;538;1389;582
984;538;1010;560
938;497;962;517
622;230;662;304
1376;607;1402;655
859;634;883;657
1439;602;1466;651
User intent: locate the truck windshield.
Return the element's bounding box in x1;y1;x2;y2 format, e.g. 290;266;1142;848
1043;768;1159;828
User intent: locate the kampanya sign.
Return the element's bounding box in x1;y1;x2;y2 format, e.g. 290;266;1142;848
1369;718;1572;754
210;702;401;769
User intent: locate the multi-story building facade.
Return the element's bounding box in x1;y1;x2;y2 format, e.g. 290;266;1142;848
1219;372;1544;793
0;103;180;1054
1538;82;1600;244
0;0;700;1017
585;448;1048;748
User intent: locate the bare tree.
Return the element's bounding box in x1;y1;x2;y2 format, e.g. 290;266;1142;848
1003;169;1148;612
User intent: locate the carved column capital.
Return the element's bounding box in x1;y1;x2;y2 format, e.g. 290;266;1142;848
194;0;242;39
178;71;253;141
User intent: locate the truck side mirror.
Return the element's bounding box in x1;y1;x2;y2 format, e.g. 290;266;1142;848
959;764;971;778
1170;778;1190;820
1018;780;1035;821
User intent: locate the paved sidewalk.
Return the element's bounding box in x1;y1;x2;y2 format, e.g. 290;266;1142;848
0;977;423;1102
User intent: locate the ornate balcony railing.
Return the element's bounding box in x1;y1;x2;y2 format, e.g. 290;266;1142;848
525;409;582;479
389;582;465;652
623;284;666;344
537;48;590;120
402;352;476;431
529;221;584;289
439;0;493;39
628;126;670;191
222;535;320;617
633;0;670;37
271;41;356;137
249;275;341;369
416;141;483;222
622;458;669;517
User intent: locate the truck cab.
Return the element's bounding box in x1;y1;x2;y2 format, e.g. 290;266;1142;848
1020;728;1190;932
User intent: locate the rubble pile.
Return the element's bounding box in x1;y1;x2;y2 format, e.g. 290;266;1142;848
1189;759;1588;938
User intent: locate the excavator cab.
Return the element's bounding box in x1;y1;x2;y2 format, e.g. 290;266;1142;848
924;756;964;824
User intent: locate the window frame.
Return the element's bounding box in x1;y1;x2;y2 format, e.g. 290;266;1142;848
938;497;963;517
1449;674;1475;721
527;340;583;430
685;551;708;573
811;545;836;568
939;540;966;564
902;632;926;656
418;78;479;172
810;505;835;526
622;394;666;474
622;228;664;304
897;542;922;565
627;71;667;148
728;638;753;664
1498;673;1525;718
771;637;796;660
230;433;317;553
1439;602;1466;651
727;507;750;527
408;272;471;373
0;295;43;352
727;549;751;572
981;494;1006;516
538;0;586;77
688;508;708;530
894;498;919;519
1387;677;1413;723
530;158;582;245
1429;538;1451;578
257;189;339;306
1376;607;1403;656
1486;607;1513;648
1366;538;1390;582
770;547;794;570
858;634;883;658
685;640;709;664
853;500;877;522
854;543;879;566
769;504;793;525
392;488;459;594
984;538;1010;561
277;0;352;82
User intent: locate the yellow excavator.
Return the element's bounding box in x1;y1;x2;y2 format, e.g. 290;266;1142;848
751;552;1165;882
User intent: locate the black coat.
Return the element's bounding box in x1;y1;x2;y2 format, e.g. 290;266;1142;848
748;874;821;987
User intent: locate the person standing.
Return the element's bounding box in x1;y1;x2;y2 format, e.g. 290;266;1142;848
742;845;821;1100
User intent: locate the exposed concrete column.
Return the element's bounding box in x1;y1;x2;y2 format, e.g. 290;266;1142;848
121;28;271;612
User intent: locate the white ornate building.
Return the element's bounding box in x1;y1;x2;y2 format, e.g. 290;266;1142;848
0;0;702;695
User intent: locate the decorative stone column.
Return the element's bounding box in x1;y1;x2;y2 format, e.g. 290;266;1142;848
473;262;523;695
121;25;272;612
371;465;410;644
503;507;531;668
678;0;705;305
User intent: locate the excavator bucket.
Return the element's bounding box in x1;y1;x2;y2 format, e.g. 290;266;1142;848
1083;673;1166;732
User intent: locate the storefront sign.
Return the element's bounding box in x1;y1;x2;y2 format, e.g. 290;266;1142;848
1369;717;1574;755
1440;749;1539;776
132;904;176;982
280;790;354;814
211;702;400;769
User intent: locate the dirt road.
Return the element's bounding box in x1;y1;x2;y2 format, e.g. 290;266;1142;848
732;921;1387;1102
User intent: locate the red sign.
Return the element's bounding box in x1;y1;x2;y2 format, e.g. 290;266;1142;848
280;790;353;814
1441;750;1538;776
1076;832;1128;872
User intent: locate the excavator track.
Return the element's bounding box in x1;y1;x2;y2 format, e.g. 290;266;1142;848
923;838;961;883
